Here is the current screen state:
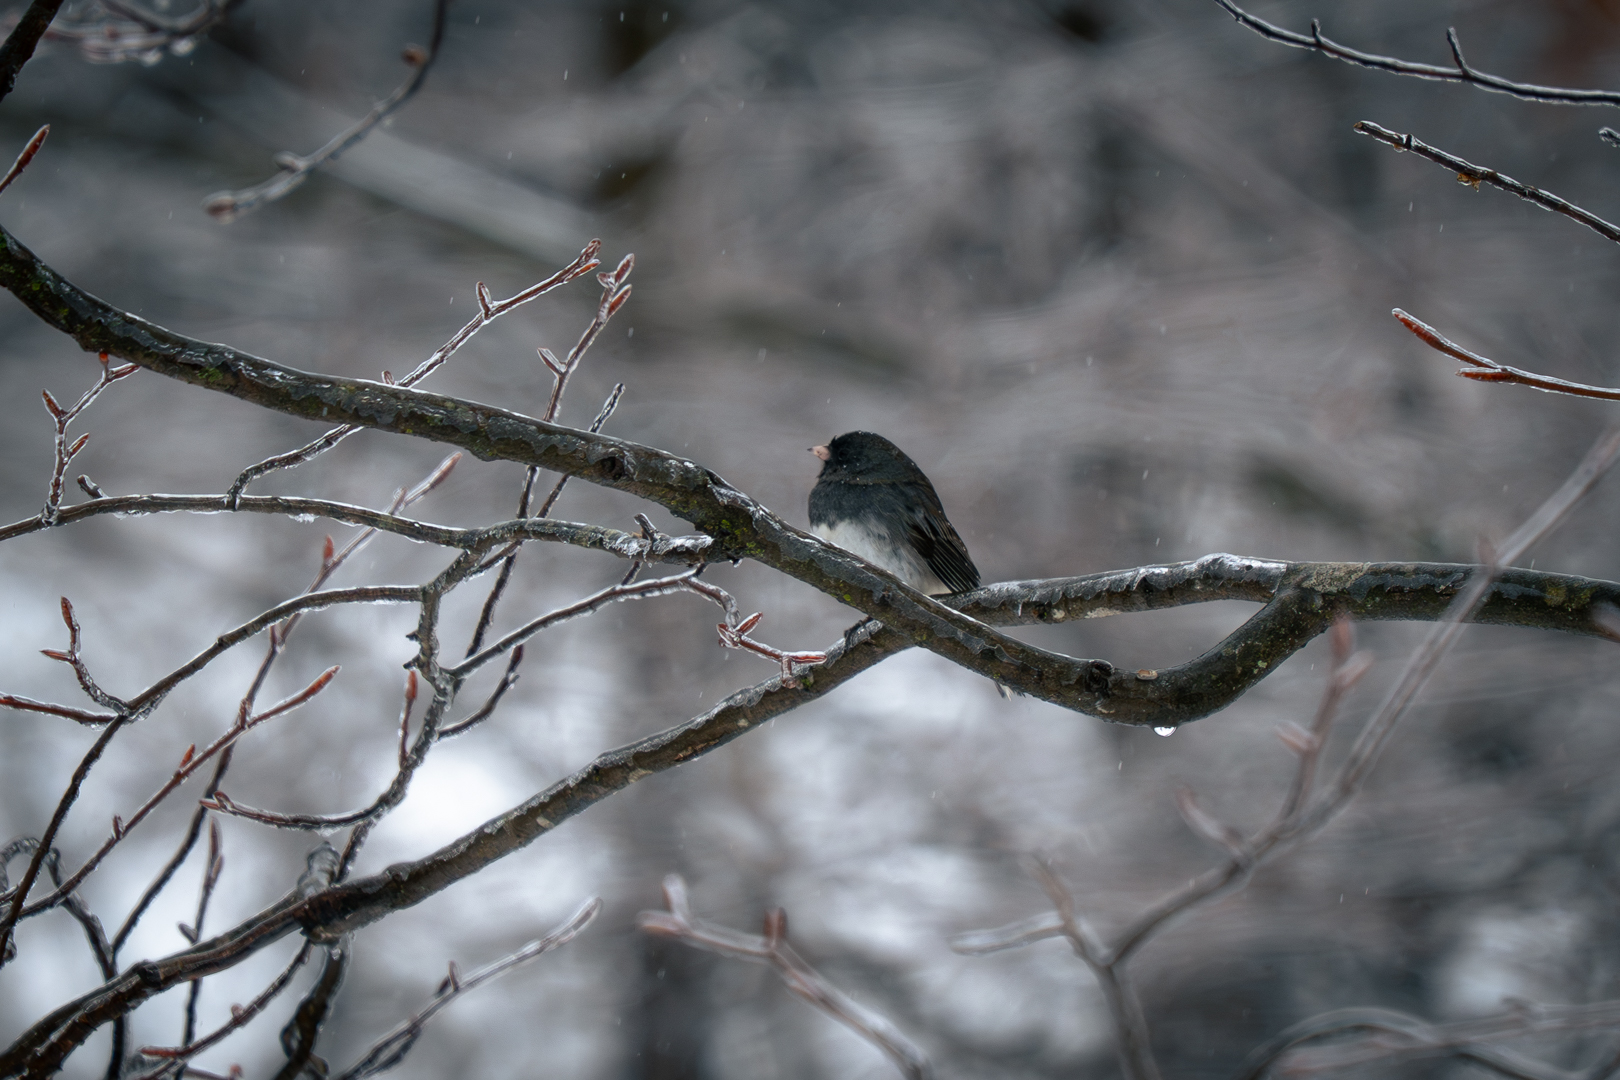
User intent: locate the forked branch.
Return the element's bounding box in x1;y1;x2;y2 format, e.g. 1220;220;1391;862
1394;308;1620;402
640;877;932;1080
1211;0;1620;107
330;898;599;1080
202;0;448;222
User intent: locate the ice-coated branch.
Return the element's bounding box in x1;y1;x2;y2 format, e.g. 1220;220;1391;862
0;215;1557;725
0;0;68;103
639;877;932;1080
330;898;599;1080
1354;121;1620;246
13;526;1620;1072
1394;308;1620;402
0;490;717;564
5;667;337;922
1210;0;1620;107
951;425;1620;1080
132;940;312;1074
202;0;446;222
37;352;138;524
224;238;604;502
271;940;349;1080
178;819;224;1047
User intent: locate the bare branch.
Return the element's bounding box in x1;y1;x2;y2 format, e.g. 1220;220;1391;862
451;569;705;678
12;227;1619;721
0;694;116;726
0;0;68;104
0;713;129;966
179;820;225;1045
1354;121;1620;246
38;353;139;525
639;878;932;1080
9;666;338;922
1394;308;1620;402
947;911;1067;955
1210;0;1620;107
134;941;312;1071
271;941;348;1080
951;427;1620;1079
680;575;827;684
224;238;602;502
202;0;447;222
331;898;600;1080
438;646;522;740
0;490;715;565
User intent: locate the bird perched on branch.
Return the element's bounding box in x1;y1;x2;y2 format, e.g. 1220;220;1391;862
807;431;980;597
809;432;1017;697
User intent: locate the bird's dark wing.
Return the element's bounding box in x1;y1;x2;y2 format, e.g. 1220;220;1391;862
902;481;981;594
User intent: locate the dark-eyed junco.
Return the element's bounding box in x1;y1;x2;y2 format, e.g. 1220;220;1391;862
808;431;980;596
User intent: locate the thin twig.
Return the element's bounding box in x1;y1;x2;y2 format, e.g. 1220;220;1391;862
0;713;128;966
271;941;349;1080
224;239;602;503
640;877;932;1080
1394;308;1620;402
178;820;224;1046
208;572;709;832
135;941;313;1070
438;646;523;740
0;695;116;726
1211;0;1620;107
39;352;139;524
202;0;448;222
1353;120;1620;246
7;668;337;922
330;898;600;1080
681;575;827;685
452;569;703;679
952;425;1620;1080
42;596;126;711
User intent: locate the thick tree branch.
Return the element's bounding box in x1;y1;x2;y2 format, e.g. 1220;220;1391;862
5;224;1614;725
0;221;1128;714
9;553;1620;1072
0;0;67;104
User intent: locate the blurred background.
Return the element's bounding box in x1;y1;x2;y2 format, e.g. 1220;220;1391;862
6;0;1620;1076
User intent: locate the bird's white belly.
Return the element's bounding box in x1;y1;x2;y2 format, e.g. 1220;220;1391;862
812;519;948;595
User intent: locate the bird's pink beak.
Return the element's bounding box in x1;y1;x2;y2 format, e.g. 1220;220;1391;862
810;444;831;461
